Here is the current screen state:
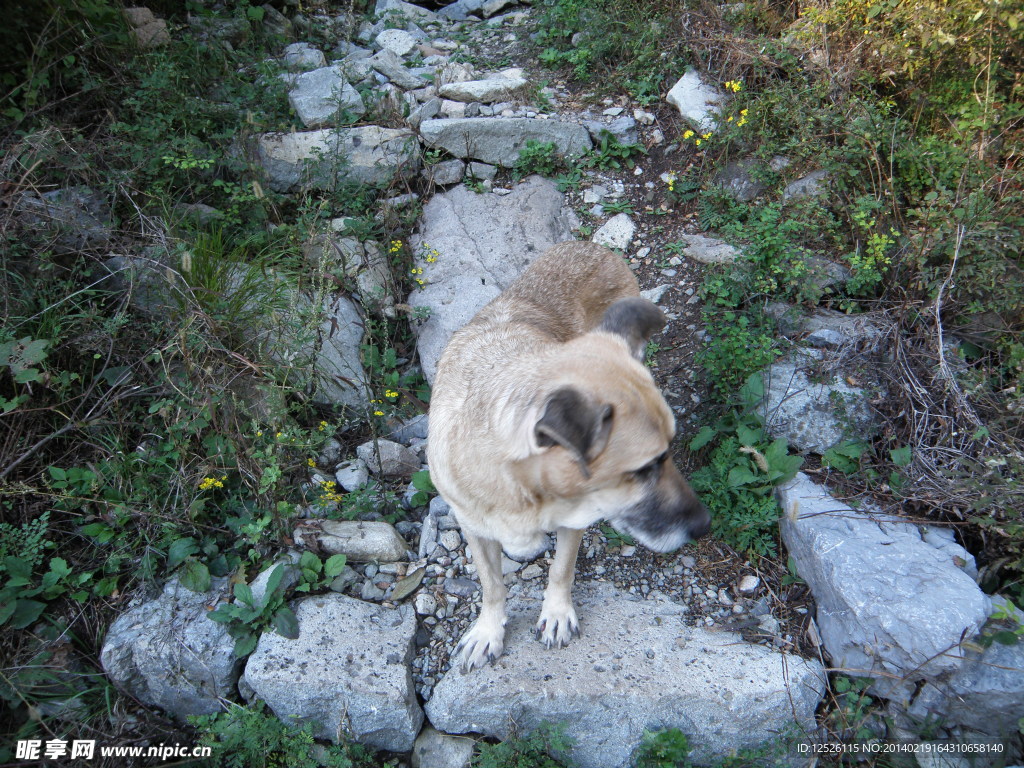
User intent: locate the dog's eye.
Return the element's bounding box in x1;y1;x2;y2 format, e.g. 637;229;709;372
632;451;668;481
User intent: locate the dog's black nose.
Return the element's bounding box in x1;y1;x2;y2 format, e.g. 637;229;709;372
689;506;712;540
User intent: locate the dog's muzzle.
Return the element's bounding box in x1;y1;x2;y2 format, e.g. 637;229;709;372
615;494;711;554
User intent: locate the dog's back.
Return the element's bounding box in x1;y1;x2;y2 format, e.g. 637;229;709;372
467;240;640;343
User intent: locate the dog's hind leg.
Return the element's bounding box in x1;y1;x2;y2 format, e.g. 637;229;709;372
535;526;584;648
454;530;508;672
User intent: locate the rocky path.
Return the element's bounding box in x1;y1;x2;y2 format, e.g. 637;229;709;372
98;1;1024;764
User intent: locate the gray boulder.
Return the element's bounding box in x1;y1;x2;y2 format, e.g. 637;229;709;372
282;42;326;71
242;594;422;751
288;65;365;127
311;295;370;409
425;583;825;767
368;48;428;90
408;176;578;383
783;169;830;200
676;233;741;265
418;118;593;167
100;577;239;719
254;126;421;192
714;158;766;203
761;352;880;454
17;186;114;253
666;69;725;131
356;438;421;478
765;303;884;350
583;116;640;146
375;0;438;22
904;596;1023;738
426;158;467;185
778;473;991;702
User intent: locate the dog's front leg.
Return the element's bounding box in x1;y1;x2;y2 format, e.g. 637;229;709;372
535;526;584;648
454;530;508;672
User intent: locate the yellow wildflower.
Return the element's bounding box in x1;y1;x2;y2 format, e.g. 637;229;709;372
682;130;694;140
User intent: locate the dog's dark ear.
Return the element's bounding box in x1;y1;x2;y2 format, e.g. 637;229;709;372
535;388;613;478
598;297;665;361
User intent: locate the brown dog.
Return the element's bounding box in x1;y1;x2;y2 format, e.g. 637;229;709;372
426;241;711;672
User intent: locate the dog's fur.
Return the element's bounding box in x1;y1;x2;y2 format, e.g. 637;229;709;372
427;241;711;671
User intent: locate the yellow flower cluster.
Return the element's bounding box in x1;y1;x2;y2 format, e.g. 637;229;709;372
370;398;385;417
318;479;343;505
199;475;226;491
385;389;399;400
421;243;440;263
307;458;316;468
318;420;329;432
724;80;743;93
695;132;713;147
388;239;403;254
410;267;425;287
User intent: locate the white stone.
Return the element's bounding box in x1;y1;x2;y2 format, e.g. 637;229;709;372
288;65;365;128
412;726;475;768
437;68;527;103
295;520;410;562
335;459;370;492
737;574;760;594
376;28;418;57
592;213;635;252
282;42;326;71
666;69;725;131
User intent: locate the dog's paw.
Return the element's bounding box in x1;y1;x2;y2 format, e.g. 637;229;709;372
454;619;505;673
534;603;581;649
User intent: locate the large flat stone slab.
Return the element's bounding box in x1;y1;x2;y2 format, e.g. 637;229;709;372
419;118;592;167
408;176;578;383
254;126;420;192
243;594;422;752
778;472;991;703
425;583;825;767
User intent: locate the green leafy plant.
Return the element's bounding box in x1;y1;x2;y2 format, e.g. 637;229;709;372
409;469;436;508
697;309;780;401
602;198;636;215
689;375;803;557
826;676;881;741
192;701;371;768
633;728;692;768
207;563;303;658
583;131;646;170
472;722;575;768
599;523;635;549
512;140;565;180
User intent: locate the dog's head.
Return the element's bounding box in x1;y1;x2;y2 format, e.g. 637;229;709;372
522;297;711;551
